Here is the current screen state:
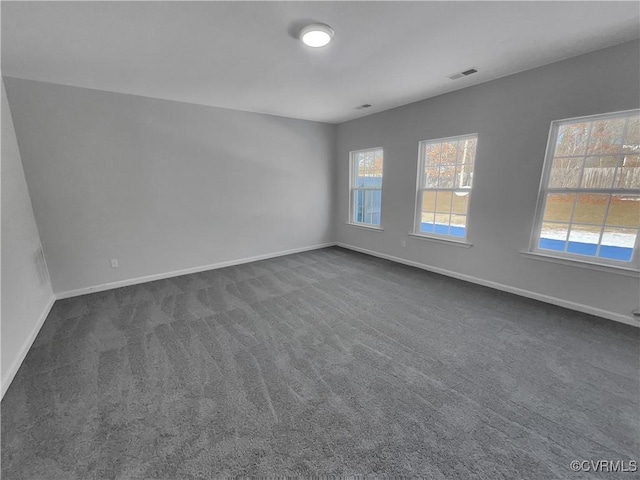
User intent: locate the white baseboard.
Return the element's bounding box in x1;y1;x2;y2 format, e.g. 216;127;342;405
1;294;56;399
7;241;629;399
55;242;337;300
337;242;639;328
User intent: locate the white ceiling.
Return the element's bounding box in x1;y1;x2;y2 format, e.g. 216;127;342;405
2;1;639;124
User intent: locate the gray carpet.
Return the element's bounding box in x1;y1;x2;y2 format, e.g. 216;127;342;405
2;247;638;479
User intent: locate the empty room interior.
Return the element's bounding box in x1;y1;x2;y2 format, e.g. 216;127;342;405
2;1;640;478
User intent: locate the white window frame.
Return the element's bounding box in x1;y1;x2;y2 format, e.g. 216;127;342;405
412;133;478;242
348;147;384;229
529;109;640;270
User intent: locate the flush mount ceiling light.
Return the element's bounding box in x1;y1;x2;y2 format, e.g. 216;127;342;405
299;23;334;48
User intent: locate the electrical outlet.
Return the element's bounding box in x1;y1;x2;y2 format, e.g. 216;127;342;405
110;259;119;268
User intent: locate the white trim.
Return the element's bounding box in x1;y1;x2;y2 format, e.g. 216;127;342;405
1;295;56;399
413;133;478;243
336;242;639;328
520;250;639;278
554;108;640;126
346;222;384;232
55;242;336;300
529;109;640;265
408;233;473;248
349;146;384;156
349;147;384;227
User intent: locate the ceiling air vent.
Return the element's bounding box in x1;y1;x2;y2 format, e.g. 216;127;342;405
448;68;478;80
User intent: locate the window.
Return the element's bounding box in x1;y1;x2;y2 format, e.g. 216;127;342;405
349;148;383;227
531;109;640;266
413;134;478;240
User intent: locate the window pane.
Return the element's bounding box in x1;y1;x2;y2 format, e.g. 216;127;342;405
580;156;617;189
357;153;368;178
438;165;456;188
364;189;382;226
363;150;374;173
434;212;451;235
451;192;469;215
539;222;569;251
573;194;608;225
555;122;589;157
567;225;600;256
434;212;451;223
440;141;458;165
355;149;383;187
357;176;382;188
599;227;636;261
542;193;575;223
424;142;443;166
419;191;436;233
606;195;640;228
614;155;640;189
364;189;371;224
351;148;383;225
419;220;435;234
421;191;436;212
420;208;436;233
548;157;583;188
425;167;439;188
535;111;639;263
435;192;453;213
364;190;372;224
356;176;373;188
354;190;364;223
450;214;466;237
623;118;640;154
457;137;477;165
352;153;360;186
416;134;477;239
455;164;473;189
587;118;625;155
374;149;384;173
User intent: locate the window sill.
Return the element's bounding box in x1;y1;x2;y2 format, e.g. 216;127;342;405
346;222;384;232
408;233;473;248
520;251;640;278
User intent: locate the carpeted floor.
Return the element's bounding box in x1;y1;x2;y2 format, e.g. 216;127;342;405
2;247;638;479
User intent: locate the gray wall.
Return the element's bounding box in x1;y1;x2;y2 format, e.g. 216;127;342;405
4;41;639;327
4;78;336;294
335;40;640;324
1;79;54;395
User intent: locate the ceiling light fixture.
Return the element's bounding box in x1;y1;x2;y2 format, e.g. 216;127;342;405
299;23;334;48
